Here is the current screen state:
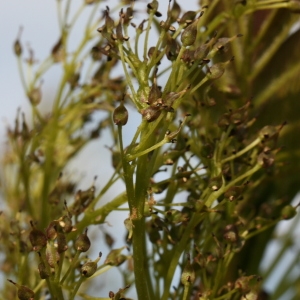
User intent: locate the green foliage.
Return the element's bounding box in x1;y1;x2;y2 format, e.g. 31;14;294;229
1;0;300;299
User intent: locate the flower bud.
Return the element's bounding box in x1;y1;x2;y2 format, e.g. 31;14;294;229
75;228;91;252
281;205;297;220
29;221;47;252
7;280;35;300
113;101;128;126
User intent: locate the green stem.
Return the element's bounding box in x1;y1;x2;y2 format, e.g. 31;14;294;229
70;277;84;300
60;251;80;285
161;213;205;300
221;137;260;164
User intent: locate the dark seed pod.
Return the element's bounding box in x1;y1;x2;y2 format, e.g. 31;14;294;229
46;221;58;240
7;280;35;300
124;7;133;25
75;228;91;252
113;101;128;126
57;232;68;253
147;0;159;12
52;38;65;63
29;221;47;252
116;18;124;41
14;28;23;57
141;106;161;122
38;261;50;279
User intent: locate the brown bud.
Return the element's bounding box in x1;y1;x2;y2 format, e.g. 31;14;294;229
46;221;58;240
75;228;91;252
28;86;42;105
57;232;68;253
29;221;47;252
141;106;161;122
7;280;35;300
14;28;23;56
38;261;50;279
52;38;65;62
113;101;128;126
288;0;300;13
124;7;133;25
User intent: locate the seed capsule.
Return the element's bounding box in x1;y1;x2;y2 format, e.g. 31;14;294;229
113;101;128;126
75;228;91;252
181;19;198;47
181;255;195;286
7;280;35;300
38;261;50;279
29;221;47;252
281;205;297;220
105;247;127;266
